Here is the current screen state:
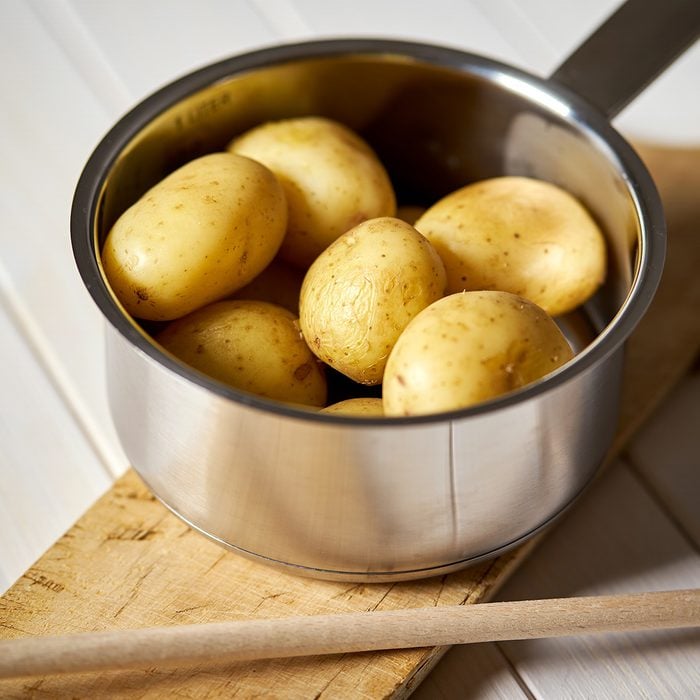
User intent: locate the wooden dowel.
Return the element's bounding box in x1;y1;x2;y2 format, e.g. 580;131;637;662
1;588;698;679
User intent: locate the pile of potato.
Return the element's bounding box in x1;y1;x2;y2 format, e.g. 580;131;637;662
102;116;606;417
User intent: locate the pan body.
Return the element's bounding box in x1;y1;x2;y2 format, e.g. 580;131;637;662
72;40;664;580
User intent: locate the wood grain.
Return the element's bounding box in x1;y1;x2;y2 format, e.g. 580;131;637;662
0;473;521;698
0;145;698;699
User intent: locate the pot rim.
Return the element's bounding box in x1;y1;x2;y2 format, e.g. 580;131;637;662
71;37;666;426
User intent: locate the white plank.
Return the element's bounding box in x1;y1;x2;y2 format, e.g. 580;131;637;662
67;0;278;99
476;0;621;73
420;457;700;698
25;0;134;116
0;0;128;477
472;0;618;75
412;643;530;700
627;372;700;549
290;0;524;65
247;0;315;40
0;298;111;594
495;460;700;595
490;462;700;699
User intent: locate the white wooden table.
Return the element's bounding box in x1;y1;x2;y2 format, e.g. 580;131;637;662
1;1;698;696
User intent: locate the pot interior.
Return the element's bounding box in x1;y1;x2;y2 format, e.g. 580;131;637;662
95;48;645;374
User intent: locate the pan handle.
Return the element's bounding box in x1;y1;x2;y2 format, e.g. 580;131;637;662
549;0;700;118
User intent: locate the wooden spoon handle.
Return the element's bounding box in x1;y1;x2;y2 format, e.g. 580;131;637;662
1;588;698;679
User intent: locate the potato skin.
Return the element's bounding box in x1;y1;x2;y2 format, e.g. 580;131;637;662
299;217;447;385
415;176;606;316
229;116;396;268
383;291;574;416
102;152;287;321
320;398;384;416
156;300;326;407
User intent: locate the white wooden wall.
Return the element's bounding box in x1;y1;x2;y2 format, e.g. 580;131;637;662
1;1;698;696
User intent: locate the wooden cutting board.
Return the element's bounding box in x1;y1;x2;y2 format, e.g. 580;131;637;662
1;145;698;699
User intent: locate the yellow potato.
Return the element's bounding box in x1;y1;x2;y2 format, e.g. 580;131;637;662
231;257;304;314
320;398;384;416
415;176;607;316
102;152;287;321
156;300;326;407
383;291;574;416
300;217;446;385
229;116;396;268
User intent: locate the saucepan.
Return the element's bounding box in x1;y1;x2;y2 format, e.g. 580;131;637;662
71;0;699;580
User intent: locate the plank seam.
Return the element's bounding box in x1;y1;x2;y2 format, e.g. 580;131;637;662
470;0;557;71
246;0;315;41
493;641;538;699
622;452;700;554
25;0;134;116
0;262;121;481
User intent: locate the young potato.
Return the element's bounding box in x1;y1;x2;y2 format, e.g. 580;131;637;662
102;152;287;321
383;291;574;416
228;116;396;268
299;217;446;385
156;300;327;407
320;398;384;416
414;176;607;316
231;257;304;314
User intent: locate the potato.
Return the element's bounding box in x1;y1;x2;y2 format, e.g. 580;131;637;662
231;257;304;314
320;398;384;416
299;217;446;385
229;116;396;268
414;176;607;316
102;152;287;321
383;291;574;416
156;300;326;407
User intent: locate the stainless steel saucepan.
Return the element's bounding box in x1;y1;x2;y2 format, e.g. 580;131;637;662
71;0;700;580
